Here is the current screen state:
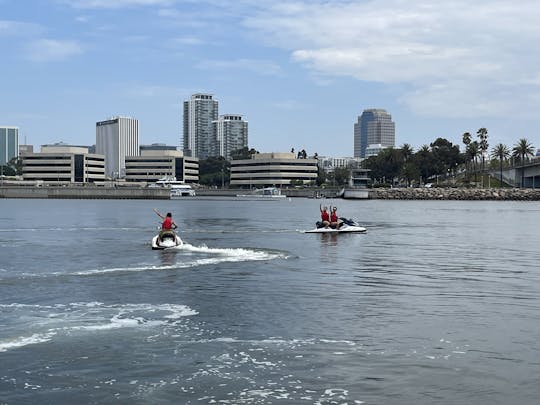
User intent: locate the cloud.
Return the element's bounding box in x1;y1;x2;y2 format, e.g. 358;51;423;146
197;58;282;76
242;0;540;118
26;39;83;62
172;36;204;46
0;20;42;36
61;0;176;8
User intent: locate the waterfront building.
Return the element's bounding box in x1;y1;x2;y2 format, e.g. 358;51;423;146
125;150;199;184
230;152;318;188
19;144;34;156
140;143;178;153
212;115;248;160
183;93;218;159
318;156;363;174
0;126;19;165
21;145;105;184
96;116;139;178
354;109;395;158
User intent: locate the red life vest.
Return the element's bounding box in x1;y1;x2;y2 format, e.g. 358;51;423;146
162;217;173;230
321;211;330;222
330;212;338;222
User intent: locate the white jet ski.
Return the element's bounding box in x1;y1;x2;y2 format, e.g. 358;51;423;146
151;230;183;250
305;217;367;234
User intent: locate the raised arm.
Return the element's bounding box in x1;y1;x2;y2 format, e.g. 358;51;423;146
153;208;165;220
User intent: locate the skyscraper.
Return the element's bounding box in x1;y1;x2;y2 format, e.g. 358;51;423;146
0;126;19;165
212;114;248;160
354;109;395;158
96;116;139;178
183;93;218;159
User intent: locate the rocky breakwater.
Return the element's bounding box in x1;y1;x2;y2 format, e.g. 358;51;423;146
370;188;540;200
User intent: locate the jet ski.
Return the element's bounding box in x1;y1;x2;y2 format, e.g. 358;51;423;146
151;230;183;250
305;217;367;233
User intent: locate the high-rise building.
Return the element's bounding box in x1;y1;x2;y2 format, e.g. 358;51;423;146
212;114;248;160
0;126;19;165
354;109;395;158
183;93;218;159
96;116;139;178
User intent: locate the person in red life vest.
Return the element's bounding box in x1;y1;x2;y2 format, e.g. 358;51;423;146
153;208;178;231
319;204;330;228
330;206;343;229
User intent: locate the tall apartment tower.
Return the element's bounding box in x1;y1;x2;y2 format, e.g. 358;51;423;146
183;93;218;159
212;115;248;160
0;126;19;165
354;109;395;158
96;116;139;178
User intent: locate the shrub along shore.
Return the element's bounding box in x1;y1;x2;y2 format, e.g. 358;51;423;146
369;187;540;200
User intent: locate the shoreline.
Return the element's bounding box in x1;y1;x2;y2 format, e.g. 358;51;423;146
1;185;540;200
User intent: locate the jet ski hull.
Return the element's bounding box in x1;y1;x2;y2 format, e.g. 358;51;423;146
151;231;183;250
305;225;367;233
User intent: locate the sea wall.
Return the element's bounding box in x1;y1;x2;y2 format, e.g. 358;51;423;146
369;188;540;200
0;186;169;199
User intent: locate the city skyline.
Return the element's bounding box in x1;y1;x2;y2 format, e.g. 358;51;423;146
2;1;540;156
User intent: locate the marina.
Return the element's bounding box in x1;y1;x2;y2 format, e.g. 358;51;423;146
1;199;540;404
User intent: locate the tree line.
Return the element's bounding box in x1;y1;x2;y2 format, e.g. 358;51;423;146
364;129;536;187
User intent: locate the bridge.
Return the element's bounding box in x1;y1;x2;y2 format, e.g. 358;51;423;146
494;159;540;188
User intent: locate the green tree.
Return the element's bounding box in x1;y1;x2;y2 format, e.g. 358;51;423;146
476;127;489;174
430;138;462;177
490;143;510;187
512;138;535;187
466;141;480;184
400;143;414;162
333;167;351;186
0;165;16;177
199;156;230;187
230;147;258;160
414;145;436;184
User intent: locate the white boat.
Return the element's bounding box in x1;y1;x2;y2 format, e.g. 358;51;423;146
236;187;287;200
305;218;367;233
170;184;196;198
151;230;183;249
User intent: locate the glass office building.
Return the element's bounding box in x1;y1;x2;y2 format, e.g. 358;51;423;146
354;109;395;158
0;126;19;165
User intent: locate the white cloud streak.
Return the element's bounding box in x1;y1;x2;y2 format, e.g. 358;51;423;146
242;0;540;118
26;39;83;62
197;58;282;76
61;0;175;8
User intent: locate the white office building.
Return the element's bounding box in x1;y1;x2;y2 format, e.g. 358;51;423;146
183;93;218;159
212;114;248;160
96;116;139;178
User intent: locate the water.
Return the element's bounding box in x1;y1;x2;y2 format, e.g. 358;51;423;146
1;198;540;404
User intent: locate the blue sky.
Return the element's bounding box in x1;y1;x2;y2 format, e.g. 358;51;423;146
2;0;540;156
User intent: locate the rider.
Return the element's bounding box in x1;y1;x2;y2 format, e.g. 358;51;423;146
153;209;178;231
319;204;330;228
330;206;342;229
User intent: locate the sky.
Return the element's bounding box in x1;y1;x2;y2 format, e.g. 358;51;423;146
1;0;540;157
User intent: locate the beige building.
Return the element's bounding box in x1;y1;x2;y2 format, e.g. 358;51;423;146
230;152;318;187
22;145;105;184
124;150;199;184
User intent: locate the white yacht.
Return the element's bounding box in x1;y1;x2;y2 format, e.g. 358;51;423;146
236;187;287;200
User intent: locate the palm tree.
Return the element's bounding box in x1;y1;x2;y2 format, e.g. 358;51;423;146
462;132;472;173
476;127;489;174
490;143;510;187
512;138;535;187
467;141;480;184
400;143;414;162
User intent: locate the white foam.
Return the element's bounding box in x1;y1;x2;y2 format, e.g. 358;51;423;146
0;332;56;352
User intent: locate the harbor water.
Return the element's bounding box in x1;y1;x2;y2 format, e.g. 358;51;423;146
1;198;540;404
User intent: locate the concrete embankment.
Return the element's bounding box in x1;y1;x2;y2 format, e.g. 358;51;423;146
0;186;169;199
369;188;540;200
1;186;539;200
